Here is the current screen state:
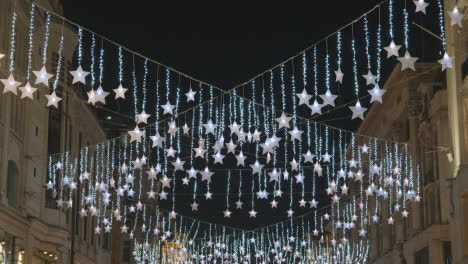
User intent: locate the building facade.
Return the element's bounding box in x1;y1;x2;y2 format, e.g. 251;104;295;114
0;0;120;263
360;1;468;263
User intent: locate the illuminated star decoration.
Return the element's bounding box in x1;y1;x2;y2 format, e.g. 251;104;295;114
319;90;338;107
1;73;21;95
349;101;367;120
113;84;128;99
438;52;454;71
275;112;292;129
45;91;62;108
368;84;386;103
33;66;54;86
308;100;322;115
69;65;89;84
185;88;196;102
335;68;344;83
136;110;151;124
128;126;145;143
296;89;312;105
161;101;175;115
413;0;429;14
383;40;401;58
18;82;37;99
150;132;164;148
448;6;464;28
398;51;419;71
362;70;377;85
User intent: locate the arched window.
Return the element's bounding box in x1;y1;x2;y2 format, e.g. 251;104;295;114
7;160;18;207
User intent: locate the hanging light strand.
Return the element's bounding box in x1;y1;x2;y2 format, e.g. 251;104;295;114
26;2;35;80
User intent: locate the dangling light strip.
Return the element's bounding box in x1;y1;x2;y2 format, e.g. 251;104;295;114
26;2;35;80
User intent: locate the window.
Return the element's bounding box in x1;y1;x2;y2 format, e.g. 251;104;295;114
122;240;131;261
47;102;61;155
415;247;429;264
443;241;452;264
7;160;19;207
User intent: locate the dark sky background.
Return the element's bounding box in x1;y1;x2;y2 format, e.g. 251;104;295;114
63;0;379;89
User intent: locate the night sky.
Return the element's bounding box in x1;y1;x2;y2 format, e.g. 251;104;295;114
63;0;378;89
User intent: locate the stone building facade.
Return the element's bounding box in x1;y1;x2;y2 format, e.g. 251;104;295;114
0;0;120;263
359;1;468;263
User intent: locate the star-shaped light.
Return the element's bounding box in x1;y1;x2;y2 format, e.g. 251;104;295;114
69;66;90;86
249;209;257;218
166;146;176;158
204;120;217;134
204;191;213;200
309;199;318;208
161;101;175;115
223;209;232;218
1;73;21;95
18;82;37;99
341;184;349;195
167;121;178;135
322;152;331;162
288;126;303;141
368;84;386;103
250;160;264;175
201;167;214;182
45;91;62;108
361;144;369;153
160;176;172;189
296;89;312;105
413;0;429;14
194;146;206;158
362;70;377;85
33;66;54;86
298;199;307;207
235;200;243;209
398;51;419;71
308;100;322;115
225;140;237;154
113;84;128;99
171;157;185;171
95;86;109;104
270;199;278;208
303;150;315;164
438;52;454;71
235;151;247;166
295;173;304;184
268;169;280;182
182;123;190;135
136;110;151;124
150;132;164;148
335;68;344;83
402;210;409;218
275;112;292;129
290;158;299;171
384;40;401;58
159;190;168;200
448;6;464;28
388;217;394;224
287;208;294;218
128;126;144;143
170;210;177;219
212;152;225;164
187;167;198;179
191;201;199;211
349;100;367;120
319;89;338;107
185;88;196;102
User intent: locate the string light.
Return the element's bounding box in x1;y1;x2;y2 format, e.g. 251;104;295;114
77;28;83;65
8;10;17;72
437;0;446;49
26;3;35;79
52;30;64;90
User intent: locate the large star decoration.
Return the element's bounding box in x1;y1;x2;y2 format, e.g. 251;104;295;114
438;52;454;71
448;6;464;28
185;88;196;102
308;100;322;115
398;51;419;71
161;101;175;115
319;90;338;107
136;110;151;124
368;84;386;103
362;70;377;85
33;66;54;86
335;68;344;83
69;65;89;84
1;73;21;95
19;82;37;99
128;126;145;143
275;112;292;129
349;101;367;120
45;91;62;108
113;84;128;99
384;40;401;58
413;0;429;14
296;89;312;105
